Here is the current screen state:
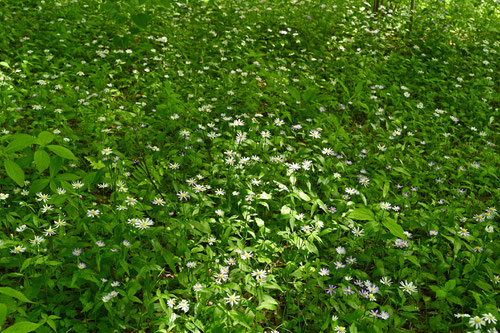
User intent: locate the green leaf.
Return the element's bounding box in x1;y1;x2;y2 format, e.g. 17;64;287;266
131;13;151;29
255;217;265;227
30;179;50;193
382;217;406;239
3;321;42;333
281;205;291;215
0;287;33;303
4;159;25;186
297;190;311;201
393;167;411;177
36;131;55;146
256;294;279;310
383;182;389;198
34;149;50;172
444;279;456;291
47;145;77;160
348;207;374;221
5;134;36;153
0;303;7;326
50;156;63;178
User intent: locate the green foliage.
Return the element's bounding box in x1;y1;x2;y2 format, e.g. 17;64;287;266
0;0;498;332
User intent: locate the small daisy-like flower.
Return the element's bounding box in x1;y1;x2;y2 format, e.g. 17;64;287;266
73;248;82;256
319;268;330;276
0;193;9;200
54;219;67;228
399;280;417;294
96;240;106;247
166;299;176;308
177;299;189;312
135;218;154;230
44;226;56;236
482;313;497;325
11;245;26;254
72;181;84;189
101;147;113;155
36;193;51;202
380;202;392;210
41;205;53;213
78;262;86;269
429;230;438;236
334;261;345;269
87;209;100;217
334;326;346;333
469;316;486;329
177;190;190;200
193;283;203;292
326;285;337;295
224;293;241;306
125;196;137;206
380;276;392;286
16;225;27;232
122;240;131;247
30;236;45;245
241;251;253;260
186;261;197;268
152;197;165;206
56;188;66;195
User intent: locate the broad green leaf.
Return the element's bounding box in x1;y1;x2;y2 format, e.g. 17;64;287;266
5;134;36;153
132;13;152;29
383;182;389;198
297;190;311;201
4;159;25;186
50;156;63;178
47;145;77;160
444;279;456;291
256;294;279;310
34;149;50;172
281;205;291;215
36;131;55;146
3;321;41;333
382;217;406;239
0;303;7;326
0;287;33;303
393;167;411;177
348;207;374;221
255;217;265;226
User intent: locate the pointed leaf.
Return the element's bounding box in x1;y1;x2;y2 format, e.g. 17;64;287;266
34;149;50;172
348;207;374;221
0;287;33;303
4;159;25;186
3;321;41;333
47;145;76;160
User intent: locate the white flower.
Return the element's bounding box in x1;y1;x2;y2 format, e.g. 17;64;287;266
135;218;154;230
482;313;497;325
101;147;113;155
399;280;417;294
177;299;189;312
469;316;486;329
224;293;241;306
241;251;253;260
380;202;392;210
11;245;26;254
87;209;100;217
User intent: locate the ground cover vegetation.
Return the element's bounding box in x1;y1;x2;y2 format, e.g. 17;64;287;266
0;0;498;332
